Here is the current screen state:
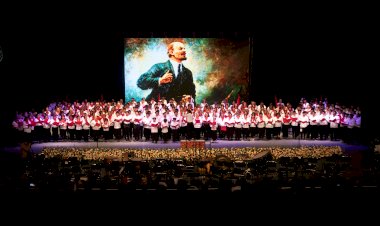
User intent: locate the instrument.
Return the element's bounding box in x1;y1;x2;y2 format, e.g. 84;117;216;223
252;150;270;159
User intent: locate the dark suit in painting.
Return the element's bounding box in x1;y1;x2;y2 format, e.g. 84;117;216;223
137;60;196;102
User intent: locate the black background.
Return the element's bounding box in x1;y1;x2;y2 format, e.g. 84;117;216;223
0;5;378;216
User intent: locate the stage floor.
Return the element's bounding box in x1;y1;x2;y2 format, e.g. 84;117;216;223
0;139;369;156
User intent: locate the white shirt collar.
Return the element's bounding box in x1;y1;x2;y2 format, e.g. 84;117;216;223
169;59;182;77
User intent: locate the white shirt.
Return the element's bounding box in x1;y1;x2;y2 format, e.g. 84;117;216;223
169;59;182;78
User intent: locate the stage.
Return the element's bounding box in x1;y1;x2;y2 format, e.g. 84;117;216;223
0;139;369;156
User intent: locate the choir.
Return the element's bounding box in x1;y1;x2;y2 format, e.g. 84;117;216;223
11;97;362;144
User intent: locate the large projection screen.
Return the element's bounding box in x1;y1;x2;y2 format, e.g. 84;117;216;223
124;38;250;104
